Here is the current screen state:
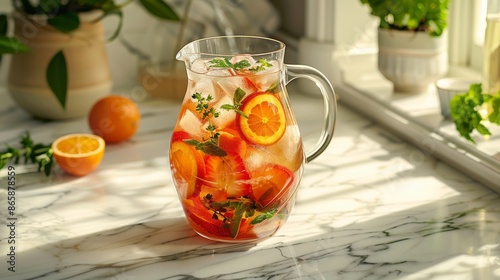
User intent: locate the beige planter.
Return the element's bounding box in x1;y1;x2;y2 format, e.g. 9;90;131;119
377;29;448;93
7;11;112;120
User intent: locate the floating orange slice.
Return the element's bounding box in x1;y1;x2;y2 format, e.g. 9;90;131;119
170;138;205;198
52;133;105;176
237;92;286;146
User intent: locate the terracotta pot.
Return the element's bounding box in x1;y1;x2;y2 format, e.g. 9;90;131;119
377;29;448;93
7;11;112;120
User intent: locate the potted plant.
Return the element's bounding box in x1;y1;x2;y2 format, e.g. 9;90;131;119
0;0;180;120
360;0;451;93
450;83;500;144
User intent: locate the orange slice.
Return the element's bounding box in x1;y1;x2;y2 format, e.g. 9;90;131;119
237;92;286;146
52;133;105;176
170;140;205;198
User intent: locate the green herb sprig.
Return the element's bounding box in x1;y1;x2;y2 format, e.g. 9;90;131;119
208;58;272;72
450;83;500;144
220;87;248;118
0;132;54;176
249;59;273;72
184;93;227;157
209;58;251;71
203;194;279;238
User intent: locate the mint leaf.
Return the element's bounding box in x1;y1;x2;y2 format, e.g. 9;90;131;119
249;59;273;72
233;60;251;70
234;87;246;103
230;203;245;238
220;87;249;118
251;209;278;224
209;58;233;69
184;139;227;157
208;58;252;71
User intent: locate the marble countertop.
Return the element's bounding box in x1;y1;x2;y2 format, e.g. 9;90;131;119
1;85;500;280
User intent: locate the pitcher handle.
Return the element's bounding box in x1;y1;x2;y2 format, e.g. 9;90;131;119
285;64;337;163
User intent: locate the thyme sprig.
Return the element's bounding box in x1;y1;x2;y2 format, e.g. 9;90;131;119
185;93;227;157
0;131;54;176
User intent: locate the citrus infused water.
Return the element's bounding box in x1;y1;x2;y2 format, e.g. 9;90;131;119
169;55;305;241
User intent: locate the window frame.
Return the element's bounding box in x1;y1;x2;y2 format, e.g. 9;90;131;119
448;0;488;71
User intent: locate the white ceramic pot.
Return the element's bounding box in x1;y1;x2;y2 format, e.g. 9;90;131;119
435;77;480;119
7;11;112;120
377;29;449;93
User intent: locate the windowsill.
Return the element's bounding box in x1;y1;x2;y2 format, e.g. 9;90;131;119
334;51;500;192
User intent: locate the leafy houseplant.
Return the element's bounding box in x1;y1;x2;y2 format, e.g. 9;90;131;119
450;84;500;144
0;0;180;114
359;0;451;93
360;0;450;36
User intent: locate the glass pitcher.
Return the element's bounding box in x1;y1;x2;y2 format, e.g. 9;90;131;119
170;36;336;242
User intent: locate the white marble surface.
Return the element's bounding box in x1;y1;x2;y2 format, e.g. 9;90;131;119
1;85;500;280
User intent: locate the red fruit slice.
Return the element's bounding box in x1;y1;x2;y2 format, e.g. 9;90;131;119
218;128;247;156
250;164;295;209
170;140;205;198
171;130;191;142
183;198;231;237
205;153;251;197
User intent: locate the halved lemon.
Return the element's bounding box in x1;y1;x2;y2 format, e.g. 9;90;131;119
237;92;286;146
52;133;105;176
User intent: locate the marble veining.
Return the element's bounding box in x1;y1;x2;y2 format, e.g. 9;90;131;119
0;88;500;279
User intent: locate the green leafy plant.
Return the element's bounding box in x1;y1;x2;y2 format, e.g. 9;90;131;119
450;83;500;143
0;0;180;110
359;0;450;36
0;131;54;176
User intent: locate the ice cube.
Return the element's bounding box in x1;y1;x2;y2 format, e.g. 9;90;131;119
178;109;206;139
244;146;270;172
252;60;281;92
217;76;258;99
231;54;256;66
271;125;304;172
211;95;236;129
190;58;209;74
207;69;233;77
245;125;303;173
190;76;222;101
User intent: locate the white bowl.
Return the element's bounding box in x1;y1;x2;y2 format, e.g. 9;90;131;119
435;77;480;118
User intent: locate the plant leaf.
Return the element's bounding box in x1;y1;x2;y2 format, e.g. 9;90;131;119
251;209;278;224
230;203;245;238
95;10;124;42
488;94;500;125
0;14;7;35
46;50;68;110
0;35;30;54
139;0;180;21
48;13;80;33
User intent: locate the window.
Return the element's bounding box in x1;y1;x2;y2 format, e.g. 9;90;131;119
449;0;489;71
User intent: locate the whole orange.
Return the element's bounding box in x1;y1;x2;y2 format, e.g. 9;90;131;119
88;95;141;143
